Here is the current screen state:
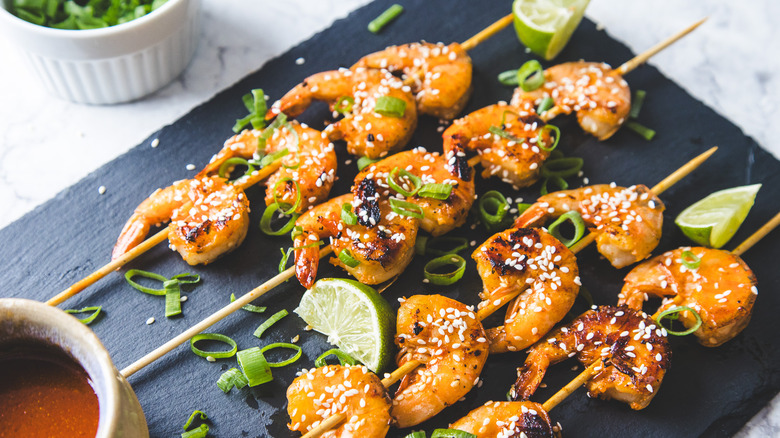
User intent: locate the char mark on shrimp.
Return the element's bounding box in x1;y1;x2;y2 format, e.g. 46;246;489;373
354;178;381;227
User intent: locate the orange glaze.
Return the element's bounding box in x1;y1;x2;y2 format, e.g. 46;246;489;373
0;344;99;438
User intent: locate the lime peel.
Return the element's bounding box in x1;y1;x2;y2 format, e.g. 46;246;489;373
512;0;591;60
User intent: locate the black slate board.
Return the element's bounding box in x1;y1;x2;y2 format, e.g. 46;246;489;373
2;0;779;436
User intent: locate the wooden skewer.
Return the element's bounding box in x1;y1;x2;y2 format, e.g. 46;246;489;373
616;17;708;76
461;13;514;51
48;161;282;307
731;210;780;257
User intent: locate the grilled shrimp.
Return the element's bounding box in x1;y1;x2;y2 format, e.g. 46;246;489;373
514;184;664;268
352;147;475;236
511;62;631;140
472;228;580;354
450;401;560;438
287;364;392;437
392;295;489;428
293;194;418;289
198;121;337;213
112;176;250;265
619;247;758;347
352;41;473;119
268;67;417;158
443;103;555;189
510;305;672;411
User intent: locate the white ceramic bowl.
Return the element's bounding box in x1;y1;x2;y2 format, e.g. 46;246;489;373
0;0;201;104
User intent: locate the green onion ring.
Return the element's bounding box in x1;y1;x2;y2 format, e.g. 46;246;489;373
418;183;453;200
64;306;102;325
315;349;359;367
388;167;422;197
501;109;520;127
272;177;302;214
374;96;406;117
424;254;466;286
680;250;701;270
540;175;568;195
430;428;477;438
218;157;255;180
357;156;382;171
655;306;703;336
261;148;289;168
625;120;656;141
477;190;510;232
334;96;355;114
338;249;362;268
181;424;209;438
537;96;555;114
216;368;248;393
547;211;586;248
414;235;429;256
230;293;267;313
124;269;168;295
536;124;560;152
516;203;532;216
253;309;289;339
164;279;182;318
541;157;584;178
171;273;201;285
260;342;303;367
341;202;358;225
517;60;545;92
404;432;428;438
236;347;273;387
497;69;520;86
183;410;208;430
367;3;404;33
257;114;288;151
488;125;522;143
279;247;294;273
190;333;238;359
630;89;646;119
389;198;424;219
259;203;300;236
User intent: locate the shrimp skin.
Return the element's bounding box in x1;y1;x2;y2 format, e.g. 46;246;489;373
392;295;489;428
450;401;558;438
286;365;392;437
112;176;250;265
473;227;580;354
443;103;552;189
293;194;418;289
352;148;475;236
510;305;672;411
514;184;664;268
512;62;631;141
619;247;758;347
353;42;473;119
269;68;417;159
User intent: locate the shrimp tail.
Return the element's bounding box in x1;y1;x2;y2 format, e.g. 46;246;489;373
513;205;549;228
294;231;320;289
111;214;153;260
509;354;550;401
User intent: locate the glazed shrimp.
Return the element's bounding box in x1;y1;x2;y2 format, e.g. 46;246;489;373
443;103;556;189
472;228;580;354
510;305;672;411
352;147;475;236
514;184;664;268
619;247;758;347
392;294;489;428
511;62;631;140
112;176;250;265
293;194;418;289
450;401;560;438
352;41;473;119
268;68;417;159
197;121;337;213
287;364;392;437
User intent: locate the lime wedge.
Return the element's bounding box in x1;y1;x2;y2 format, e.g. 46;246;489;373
294;278;395;373
512;0;590;60
675;184;761;248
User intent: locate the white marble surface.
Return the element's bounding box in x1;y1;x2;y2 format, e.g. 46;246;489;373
0;0;778;435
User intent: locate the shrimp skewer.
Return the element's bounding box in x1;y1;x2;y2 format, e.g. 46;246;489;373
450;401;560;438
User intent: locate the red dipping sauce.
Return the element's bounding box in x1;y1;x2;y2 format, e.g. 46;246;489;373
0;343;100;438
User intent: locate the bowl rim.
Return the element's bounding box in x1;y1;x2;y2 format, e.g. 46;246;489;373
0;0;188;39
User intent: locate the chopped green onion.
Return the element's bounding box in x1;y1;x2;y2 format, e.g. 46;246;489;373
517;60;545;92
171;273;201;285
367;3;403;33
64;306;102;325
257;114;288;151
233;88;267;133
253;309;289;339
630;89;646;119
341;203;358;225
315;349;359;367
259;203;300;236
418;183;453;200
547;211;586;248
279;247;294;273
181;424;209;438
183;411;208;431
540;175;568;195
190;333;238;359
261;148;290;168
537;96;555;114
625;120;656;140
404;432;427;438
424;254;466;286
655;306;703;336
488;125;522;143
218;157;256;180
230;293;267;314
374;96;406;117
124;269;168;296
236;347;273;387
216;368;248;394
477;190;510;232
516;203;532;216
389;198;424;219
357;156;382;171
125;270;200;318
431;428;476;438
416;236;469;257
338;249;362;268
541;157;584;178
388;167;422;197
272;177;302;214
536;124;560;152
335;96;355;114
163;279;182;318
497;69;519;86
260;343;303;367
681;250;701;270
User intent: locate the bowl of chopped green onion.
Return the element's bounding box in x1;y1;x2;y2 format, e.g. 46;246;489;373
0;0;201;104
